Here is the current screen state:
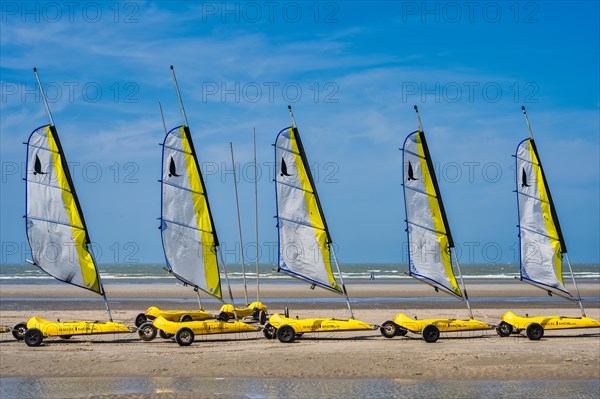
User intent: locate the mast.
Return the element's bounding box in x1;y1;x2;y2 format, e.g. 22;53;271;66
230;142;249;305
253;127;260;303
33;67;113;321
520;107;585;317
170;65;189;127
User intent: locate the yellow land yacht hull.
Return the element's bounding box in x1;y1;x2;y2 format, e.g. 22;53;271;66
218;301;268;320
141;306;213;323
380;313;492;343
499;311;600;340
265;312;375;343
22;316;132;346
138;316;258;346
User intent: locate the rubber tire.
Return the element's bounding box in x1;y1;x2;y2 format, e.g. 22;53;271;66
397;327;408;336
59;335;72;339
526;323;544;340
135;313;147;328
11;322;27;341
179;314;192;322
496;321;513;337
380;320;399;339
217;312;229;322
175;327;194;346
276;324;296;343
263;323;276;339
138;322;157;341
259;310;267;326
422;324;440;343
24;328;44;347
159;329;173;339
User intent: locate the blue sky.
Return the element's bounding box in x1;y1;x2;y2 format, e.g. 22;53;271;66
1;1;598;265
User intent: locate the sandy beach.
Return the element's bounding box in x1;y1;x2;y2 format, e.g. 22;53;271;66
1;281;599;389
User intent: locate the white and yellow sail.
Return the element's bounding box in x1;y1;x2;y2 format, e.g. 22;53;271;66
274;127;342;293
25;124;101;294
515;138;571;298
402;130;462;298
160;125;222;298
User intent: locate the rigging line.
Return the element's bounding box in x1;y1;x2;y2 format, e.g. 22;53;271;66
518;225;560;242
403;184;439;199
230;142;249;305
514;155;541;167
158;101;168;134
516;190;551;205
274;144;301;156
276;179;315;195
162;143;193;155
27;179;74;194
565;253;586;317
277;215;326;231
161;180;206;196
217;246;238;320
162;218;214;235
277;266;343;295
253;127;260;303
402;148;427;160
414;105;423;132
520;278;576;302
330;244;354;319
26;143;57;153
408;272;463;299
452;249;473;319
406;220;449;237
27;215;85;231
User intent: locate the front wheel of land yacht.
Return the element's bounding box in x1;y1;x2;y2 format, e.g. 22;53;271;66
11;322;27;341
138;322;157;341
159;329;173;339
217;312;229;322
422;324;440;343
263;323;276;339
135;313;147;327
525;323;544;340
175;327;194;346
380;320;399;338
179;314;192;323
496;322;513;337
259;310;267;326
276;325;296;343
24;328;44;347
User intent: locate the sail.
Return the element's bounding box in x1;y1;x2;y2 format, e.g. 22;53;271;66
274;127;342;294
401;131;462;298
160;125;222;298
25;124;101;294
515;138;571;298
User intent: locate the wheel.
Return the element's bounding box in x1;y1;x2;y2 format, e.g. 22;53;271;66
179;314;192;322
263;323;276;339
159;329;173;339
380;320;399;339
175;327;194;346
526;323;544;340
259;310;267;326
422;324;440;343
59;335;72;339
496;321;513;337
138;322;157;341
24;328;44;347
284;307;289;318
276;324;296;343
11;322;27;341
397;327;408;336
135;313;147;327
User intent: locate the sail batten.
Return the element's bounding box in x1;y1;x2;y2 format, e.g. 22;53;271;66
401;130;462;298
515;137;571;298
25;124;102;294
160;125;222;299
275;126;342;294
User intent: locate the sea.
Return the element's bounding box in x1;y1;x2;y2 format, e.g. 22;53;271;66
1;262;599;285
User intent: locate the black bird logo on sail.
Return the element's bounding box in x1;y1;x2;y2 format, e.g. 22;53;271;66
521;168;530;188
168;157;181;177
407;161;418;181
33;155;47;175
280;157;292;177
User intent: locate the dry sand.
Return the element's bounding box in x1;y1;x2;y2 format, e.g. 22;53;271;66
1;282;599;381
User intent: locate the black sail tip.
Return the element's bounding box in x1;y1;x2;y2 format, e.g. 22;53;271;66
33;67;37;72
170;65;174;70
288;105;292;110
414;105;418;111
522;105;526;111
